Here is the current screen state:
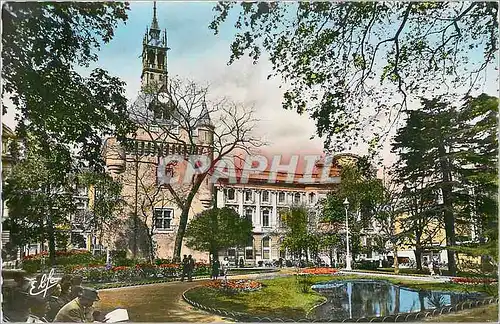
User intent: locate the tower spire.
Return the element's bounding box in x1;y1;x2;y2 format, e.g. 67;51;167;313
151;1;159;30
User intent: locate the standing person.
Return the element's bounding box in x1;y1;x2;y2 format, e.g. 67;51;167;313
187;255;195;282
432;258;440;276
54;288;99;322
221;257;229;281
181;255;188;282
211;255;220;280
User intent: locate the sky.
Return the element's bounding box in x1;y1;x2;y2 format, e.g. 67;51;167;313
2;1;498;173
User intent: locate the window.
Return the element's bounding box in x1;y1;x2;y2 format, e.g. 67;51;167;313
278;192;285;203
262;237;270;259
227;188;235;201
228;249;236;257
308;193;315;204
171;126;180;135
262;210;270;227
245;190;253;202
245;208;253;224
191;128;198;137
262;191;270;203
246;237;254;259
154;208;173;230
294;193;301;204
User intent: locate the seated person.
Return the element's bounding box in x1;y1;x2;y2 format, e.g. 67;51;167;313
3;273;32;322
27;295;51;323
54;287;100;322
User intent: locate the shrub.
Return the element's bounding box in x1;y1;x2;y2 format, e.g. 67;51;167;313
295;274;314;293
354;260;378;270
21;250;104;273
154;258;172;266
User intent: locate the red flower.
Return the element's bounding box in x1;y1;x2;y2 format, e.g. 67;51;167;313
300;268;338;275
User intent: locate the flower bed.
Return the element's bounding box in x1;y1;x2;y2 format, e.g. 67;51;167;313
22;250;104;273
67;262;211;283
205;279;262;292
451;277;498;285
299;267;339;275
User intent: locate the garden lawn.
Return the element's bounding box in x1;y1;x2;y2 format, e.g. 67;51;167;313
184;276;332;319
185;274;498;320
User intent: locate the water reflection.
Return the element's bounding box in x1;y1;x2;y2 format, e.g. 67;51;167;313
310;279;482;321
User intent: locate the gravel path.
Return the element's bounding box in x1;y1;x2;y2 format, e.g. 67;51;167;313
95;272;282;322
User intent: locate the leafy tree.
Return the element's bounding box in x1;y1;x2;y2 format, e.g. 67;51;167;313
279;206;321;263
398;182;443;270
392;94;498;275
3;140;77;265
319;157;383;260
210;2;497;150
2;2;135;168
184;207;253;259
78;170;125;252
318;232;343;267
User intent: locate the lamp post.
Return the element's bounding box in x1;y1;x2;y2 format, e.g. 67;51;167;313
343;198;352;271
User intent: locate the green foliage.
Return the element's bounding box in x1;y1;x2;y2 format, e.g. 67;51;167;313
318;156;386;259
392;94;498;274
3;144;77;264
280;206;312;258
184;207;253;256
2;2;136;168
210;2;497;150
78;170;125;245
320;194;344;223
21;250;104;274
295;274;314;293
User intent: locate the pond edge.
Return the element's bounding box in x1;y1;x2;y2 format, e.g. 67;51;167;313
182;285;499;322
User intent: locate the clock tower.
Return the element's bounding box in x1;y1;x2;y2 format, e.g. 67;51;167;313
141;1;169;90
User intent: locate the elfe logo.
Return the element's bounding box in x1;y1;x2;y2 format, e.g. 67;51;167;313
29;268;59;298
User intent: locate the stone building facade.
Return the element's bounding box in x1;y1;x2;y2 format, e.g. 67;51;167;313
214;165;340;266
102;4;213;262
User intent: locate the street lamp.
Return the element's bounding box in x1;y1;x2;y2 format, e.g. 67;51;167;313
343;198;352;271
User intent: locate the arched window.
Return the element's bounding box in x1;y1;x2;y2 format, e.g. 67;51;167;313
294;192;301;204
278;192;285;203
278;237;286;259
309;192;315;204
262;237;271;260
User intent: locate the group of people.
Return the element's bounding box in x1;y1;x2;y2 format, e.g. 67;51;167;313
180;255;195;282
210;255;228;281
3;273;103;323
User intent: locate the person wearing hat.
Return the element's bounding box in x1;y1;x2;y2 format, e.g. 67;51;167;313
54;287;100;322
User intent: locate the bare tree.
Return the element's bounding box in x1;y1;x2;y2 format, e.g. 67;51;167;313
121;77;263;261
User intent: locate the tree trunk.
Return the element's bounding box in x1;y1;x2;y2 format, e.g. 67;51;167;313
393;244;399;275
329;249;334;268
414;243;423;270
438;143;457;276
133;158;139;258
173;206;190;262
47;215;56;266
172;175;204;261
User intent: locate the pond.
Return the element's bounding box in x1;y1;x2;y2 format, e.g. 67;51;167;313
309;279;484;321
